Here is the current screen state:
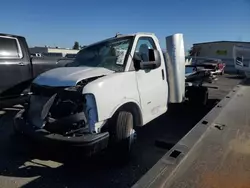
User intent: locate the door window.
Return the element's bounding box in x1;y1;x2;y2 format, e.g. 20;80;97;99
0;37;20;58
135;37;156;62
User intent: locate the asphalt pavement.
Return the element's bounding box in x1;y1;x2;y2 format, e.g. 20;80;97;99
0;74;242;188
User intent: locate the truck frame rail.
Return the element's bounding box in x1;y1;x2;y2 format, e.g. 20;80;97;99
133;79;250;188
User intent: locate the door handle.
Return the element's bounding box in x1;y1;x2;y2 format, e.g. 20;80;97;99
18;62;25;66
161;69;165;80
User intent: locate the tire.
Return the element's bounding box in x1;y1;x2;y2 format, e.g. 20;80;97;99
188;87;208;106
199;87;208;106
109;110;135;160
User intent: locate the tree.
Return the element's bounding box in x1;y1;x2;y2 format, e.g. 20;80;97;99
188;47;194;56
73;41;80;50
188;46;201;57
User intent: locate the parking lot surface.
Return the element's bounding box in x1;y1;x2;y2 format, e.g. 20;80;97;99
0;74;242;188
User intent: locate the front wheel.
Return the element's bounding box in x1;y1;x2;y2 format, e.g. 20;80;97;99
109;110;135;160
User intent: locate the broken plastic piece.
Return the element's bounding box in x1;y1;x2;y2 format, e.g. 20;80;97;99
214;123;225;130
41;94;57;119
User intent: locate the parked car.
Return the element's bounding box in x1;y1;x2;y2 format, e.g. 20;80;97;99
195;59;226;75
0;33;65;106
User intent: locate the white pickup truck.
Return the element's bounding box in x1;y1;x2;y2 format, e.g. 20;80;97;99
14;33;211;157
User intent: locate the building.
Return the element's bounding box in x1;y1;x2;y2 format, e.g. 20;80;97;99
29;46;80;57
192;41;250;73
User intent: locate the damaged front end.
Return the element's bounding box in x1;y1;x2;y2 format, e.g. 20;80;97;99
14;79;109;155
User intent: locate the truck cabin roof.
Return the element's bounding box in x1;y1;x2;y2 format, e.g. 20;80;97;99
0;33;24;39
81;32;157;50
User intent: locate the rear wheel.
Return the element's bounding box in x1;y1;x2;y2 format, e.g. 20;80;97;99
188;87;208;106
108;110;135;160
200;87;209;105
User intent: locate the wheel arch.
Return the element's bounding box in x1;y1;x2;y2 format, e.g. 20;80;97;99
106;101;143;129
116;102;143;127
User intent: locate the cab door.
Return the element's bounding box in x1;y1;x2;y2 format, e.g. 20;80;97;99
0;36;31;96
133;36;168;124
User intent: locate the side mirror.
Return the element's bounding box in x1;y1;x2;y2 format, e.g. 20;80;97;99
133;49;161;70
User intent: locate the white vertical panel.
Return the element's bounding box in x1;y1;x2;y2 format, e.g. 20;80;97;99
165;33;185;103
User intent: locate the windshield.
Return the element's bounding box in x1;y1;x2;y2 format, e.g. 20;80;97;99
68;36;133;72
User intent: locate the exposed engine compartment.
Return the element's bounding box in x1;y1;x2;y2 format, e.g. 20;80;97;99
31;83;85;118
26;76;102;137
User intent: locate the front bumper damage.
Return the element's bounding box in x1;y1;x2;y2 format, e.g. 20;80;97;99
13;85;109;155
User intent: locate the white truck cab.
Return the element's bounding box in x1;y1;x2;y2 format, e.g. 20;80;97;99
14;32;204;157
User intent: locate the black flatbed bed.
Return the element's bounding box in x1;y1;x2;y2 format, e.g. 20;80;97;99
133;79;250;188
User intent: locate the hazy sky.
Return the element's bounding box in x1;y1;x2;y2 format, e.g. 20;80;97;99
1;0;249;50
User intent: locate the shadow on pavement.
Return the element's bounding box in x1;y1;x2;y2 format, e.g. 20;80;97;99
241;78;250;86
225;75;245;80
0;99;220;188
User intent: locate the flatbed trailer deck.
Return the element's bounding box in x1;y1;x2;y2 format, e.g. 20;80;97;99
133;79;250;188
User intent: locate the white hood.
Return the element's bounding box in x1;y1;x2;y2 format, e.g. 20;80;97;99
33;67;114;87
